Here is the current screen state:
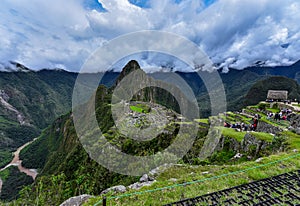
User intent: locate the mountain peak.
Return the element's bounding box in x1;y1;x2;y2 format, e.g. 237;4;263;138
0;61;32;72
114;60;142;86
122;60;141;74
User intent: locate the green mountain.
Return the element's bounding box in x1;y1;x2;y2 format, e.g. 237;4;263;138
244;76;300;106
6;61;298;205
1;60;300;204
0;69;77;170
15;61;191;204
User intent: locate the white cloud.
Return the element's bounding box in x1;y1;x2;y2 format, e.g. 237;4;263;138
0;0;299;72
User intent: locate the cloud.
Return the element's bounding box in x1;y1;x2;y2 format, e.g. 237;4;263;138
0;0;299;72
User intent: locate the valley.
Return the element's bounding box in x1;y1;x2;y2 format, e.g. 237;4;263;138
0;61;300;205
0;138;38;193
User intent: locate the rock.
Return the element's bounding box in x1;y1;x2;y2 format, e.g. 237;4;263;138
255;157;263;163
241;133;271;156
148;163;175;177
233;153;243;159
169;178;178;182
128;180;156;190
290;114;300;134
101;185;126;194
293;149;298;153
256;121;282;134
140;174;150;182
59;194;92;206
213;135;240;154
201;171;209;175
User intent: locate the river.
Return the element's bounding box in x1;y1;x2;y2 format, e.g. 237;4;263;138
0;139;38;193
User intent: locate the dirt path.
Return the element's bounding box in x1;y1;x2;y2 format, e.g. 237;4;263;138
0;139;38;193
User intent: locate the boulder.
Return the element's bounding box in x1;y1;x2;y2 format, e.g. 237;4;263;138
232;153;243;159
128;180;156;190
140;174;154;182
59;195;92;206
101;185;126;194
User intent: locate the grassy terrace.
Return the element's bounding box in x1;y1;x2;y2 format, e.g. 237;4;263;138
221;127;274;142
85;103;300;205
194;119;209;124
221;127;246;142
86;152;300;206
130;103;151;113
282;131;300;149
251;132;274;142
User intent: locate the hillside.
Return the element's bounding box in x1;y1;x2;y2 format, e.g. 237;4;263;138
244;76;300;106
0;60;300;204
85;102;300;206
9;62;300;205
0;69;78;173
14;61;192;204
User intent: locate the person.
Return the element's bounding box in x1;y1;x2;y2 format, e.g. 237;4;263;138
274;112;280;121
224;122;231;128
250;118;258;131
252;118;258;131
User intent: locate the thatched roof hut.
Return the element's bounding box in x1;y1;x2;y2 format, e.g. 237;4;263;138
267;90;288;100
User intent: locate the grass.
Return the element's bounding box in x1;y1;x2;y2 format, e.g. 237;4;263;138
221;127;246;142
130;105;144;113
280;131;300;149
251;132;274;142
194;119;209;124
85;152;300;206
130;103;151;114
86;102;300;205
260;117;290;128
266;108;280;113
174;121;194;125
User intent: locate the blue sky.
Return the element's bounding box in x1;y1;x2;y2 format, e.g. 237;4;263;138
0;0;299;72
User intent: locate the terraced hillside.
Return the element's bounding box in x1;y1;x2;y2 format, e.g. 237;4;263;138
85;102;300;206
1;61;300;205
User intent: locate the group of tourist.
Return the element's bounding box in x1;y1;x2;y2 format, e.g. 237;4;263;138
267;108;292;121
224;117;258;132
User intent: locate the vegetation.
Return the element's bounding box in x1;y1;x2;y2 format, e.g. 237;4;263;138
251;132;274;142
0;149;12;168
130;103;151;113
2;62;300;205
221;127;246;142
85;152;300;206
0;167;33;202
194;119;209;124
244;76;300;107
